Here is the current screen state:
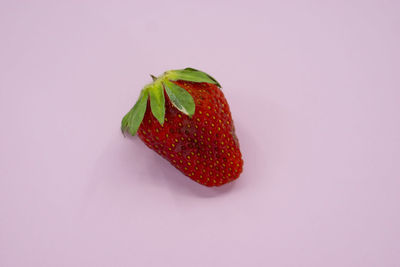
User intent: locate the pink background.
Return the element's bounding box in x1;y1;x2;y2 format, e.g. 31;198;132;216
1;0;400;266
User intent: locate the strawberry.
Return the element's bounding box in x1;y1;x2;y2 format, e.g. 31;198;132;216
121;68;243;187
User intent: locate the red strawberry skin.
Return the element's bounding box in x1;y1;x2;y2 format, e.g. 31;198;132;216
137;81;243;187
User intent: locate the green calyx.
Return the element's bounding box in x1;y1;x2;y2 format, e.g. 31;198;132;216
121;67;221;136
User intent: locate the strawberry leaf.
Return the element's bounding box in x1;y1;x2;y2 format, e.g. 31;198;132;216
163;81;195;117
149;83;165;125
183;68;221;87
168;68;221;87
121;89;148;136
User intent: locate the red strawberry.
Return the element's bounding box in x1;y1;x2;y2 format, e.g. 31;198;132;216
121;68;243;187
